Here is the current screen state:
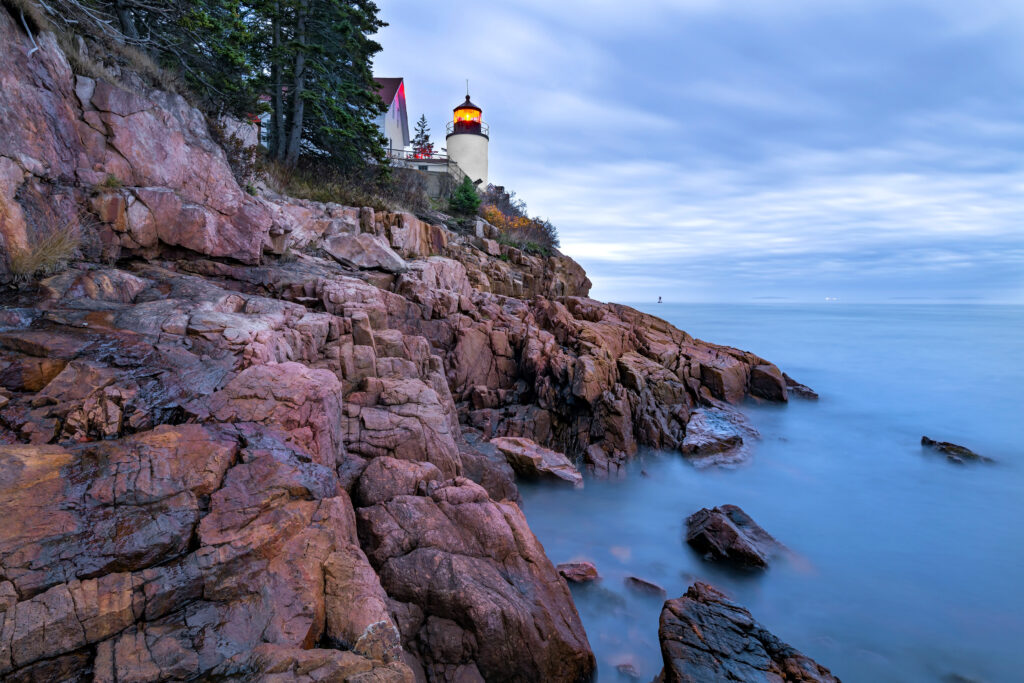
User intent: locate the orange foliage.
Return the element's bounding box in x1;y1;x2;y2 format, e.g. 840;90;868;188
482;204;532;231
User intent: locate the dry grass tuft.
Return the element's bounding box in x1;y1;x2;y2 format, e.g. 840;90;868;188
264;158;391;212
7;223;80;282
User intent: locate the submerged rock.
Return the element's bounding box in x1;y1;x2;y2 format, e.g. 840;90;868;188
491;436;584;487
557;561;600;583
616;661;641;680
625;576;667;597
657;582;840;682
921;436;993;464
685;504;779;568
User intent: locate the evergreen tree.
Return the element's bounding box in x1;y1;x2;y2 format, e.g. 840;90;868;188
266;0;389;168
51;0;389;171
412;114;433;157
449;177;481;216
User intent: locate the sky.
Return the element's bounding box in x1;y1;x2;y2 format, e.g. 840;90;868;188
373;0;1024;303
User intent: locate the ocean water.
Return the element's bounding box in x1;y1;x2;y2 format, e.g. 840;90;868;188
519;304;1024;682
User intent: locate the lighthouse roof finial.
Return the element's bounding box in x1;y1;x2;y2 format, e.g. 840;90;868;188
454;91;481;113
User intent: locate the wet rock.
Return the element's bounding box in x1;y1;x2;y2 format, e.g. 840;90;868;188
921;436;993;464
557;561;600;583
0;426;238;598
685;504;779;568
625;576;667;597
657;582;839;683
681;407;758;467
490;436;583;487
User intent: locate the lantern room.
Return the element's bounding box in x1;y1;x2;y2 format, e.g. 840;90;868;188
451;95;485;135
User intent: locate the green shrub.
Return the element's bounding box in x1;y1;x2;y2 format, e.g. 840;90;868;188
448;177;481;216
100;174;123;189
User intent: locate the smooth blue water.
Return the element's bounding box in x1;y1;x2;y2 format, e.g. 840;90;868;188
520;304;1024;682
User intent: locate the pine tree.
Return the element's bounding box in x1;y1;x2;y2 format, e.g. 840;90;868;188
449;177;481;216
254;0;388;168
412;114;433;158
57;0;389;171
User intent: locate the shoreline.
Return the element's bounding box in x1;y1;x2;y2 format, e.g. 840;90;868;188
0;14;831;681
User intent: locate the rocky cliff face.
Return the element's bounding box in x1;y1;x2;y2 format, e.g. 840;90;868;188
0;10;792;682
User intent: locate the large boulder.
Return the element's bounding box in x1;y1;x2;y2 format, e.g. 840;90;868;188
685;505;779;569
749;363;788;402
657;583;839;683
355;458;595;682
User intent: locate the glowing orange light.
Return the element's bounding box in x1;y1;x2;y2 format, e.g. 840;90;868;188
454;107;481;124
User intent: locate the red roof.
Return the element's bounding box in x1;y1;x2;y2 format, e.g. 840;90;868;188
375;77;404;106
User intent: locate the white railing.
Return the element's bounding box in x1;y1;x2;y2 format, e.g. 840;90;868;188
387;148;467;183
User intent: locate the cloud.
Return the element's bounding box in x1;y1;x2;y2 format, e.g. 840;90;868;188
375;0;1024;303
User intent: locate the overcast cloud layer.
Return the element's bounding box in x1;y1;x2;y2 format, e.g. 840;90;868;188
373;0;1024;303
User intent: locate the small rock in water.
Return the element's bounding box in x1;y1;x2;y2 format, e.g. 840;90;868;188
783;372;819;399
557;561;600;583
656;582;839;682
681;406;758;467
624;576;667;597
685;504;779;569
921;436;993;464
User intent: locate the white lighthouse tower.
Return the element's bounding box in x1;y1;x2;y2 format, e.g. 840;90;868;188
446;92;489;186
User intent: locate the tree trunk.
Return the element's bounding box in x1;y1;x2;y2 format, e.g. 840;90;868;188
283;0;308;167
271;2;285;161
114;0;139;41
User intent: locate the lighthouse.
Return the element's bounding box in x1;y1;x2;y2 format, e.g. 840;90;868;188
446;93;489;186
